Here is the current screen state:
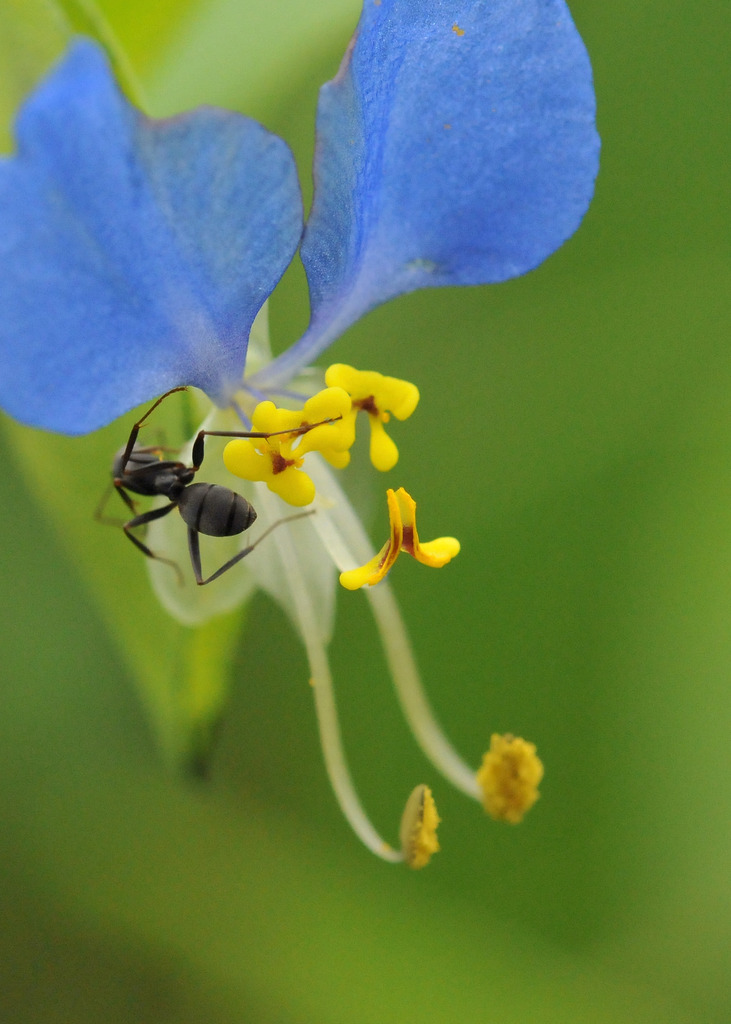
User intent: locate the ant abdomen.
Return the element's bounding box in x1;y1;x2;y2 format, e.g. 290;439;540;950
177;482;257;537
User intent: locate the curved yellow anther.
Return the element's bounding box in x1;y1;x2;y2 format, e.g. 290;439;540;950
339;487;460;589
223;386;352;507
399;784;441;869
476;734;544;824
325;364;419;471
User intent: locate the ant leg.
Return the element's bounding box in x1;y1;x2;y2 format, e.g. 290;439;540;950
113;482;139;515
119;386;189;473
190;510;315;586
123;502;184;585
95;483;138;526
187;527;254;586
187;529;206;585
94;480;118;524
190;414;343;471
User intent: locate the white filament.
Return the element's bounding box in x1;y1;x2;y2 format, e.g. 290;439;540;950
255;482;403;862
308;458;481;801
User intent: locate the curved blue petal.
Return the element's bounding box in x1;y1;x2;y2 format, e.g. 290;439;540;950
257;0;599;387
0;40;303;434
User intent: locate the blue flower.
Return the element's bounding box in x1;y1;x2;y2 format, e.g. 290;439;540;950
0;0;598;864
0;0;598;434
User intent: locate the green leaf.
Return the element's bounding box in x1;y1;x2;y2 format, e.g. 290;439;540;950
0;0;259;770
0;0;363;773
143;0;361;115
94;0;202;72
2;401;246;771
0;0;141;152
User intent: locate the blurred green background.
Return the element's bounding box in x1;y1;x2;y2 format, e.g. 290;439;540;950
0;0;728;1020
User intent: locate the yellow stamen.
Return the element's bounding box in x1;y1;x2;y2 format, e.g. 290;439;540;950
223;386;352;506
476;734;544;823
325;363;419;471
399;784;441;869
339;487;460;589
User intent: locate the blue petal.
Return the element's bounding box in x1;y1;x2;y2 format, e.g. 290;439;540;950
0;41;303;434
257;0;599;386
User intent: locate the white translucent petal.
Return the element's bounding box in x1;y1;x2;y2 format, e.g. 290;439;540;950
244;475;336;647
146;404;259;628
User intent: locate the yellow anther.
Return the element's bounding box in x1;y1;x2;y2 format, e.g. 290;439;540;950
223;386;352;507
324;363;419;471
476;734;544;824
339;487;460;589
400;784;440;869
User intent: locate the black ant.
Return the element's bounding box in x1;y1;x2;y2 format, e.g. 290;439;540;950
99;386;331;585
